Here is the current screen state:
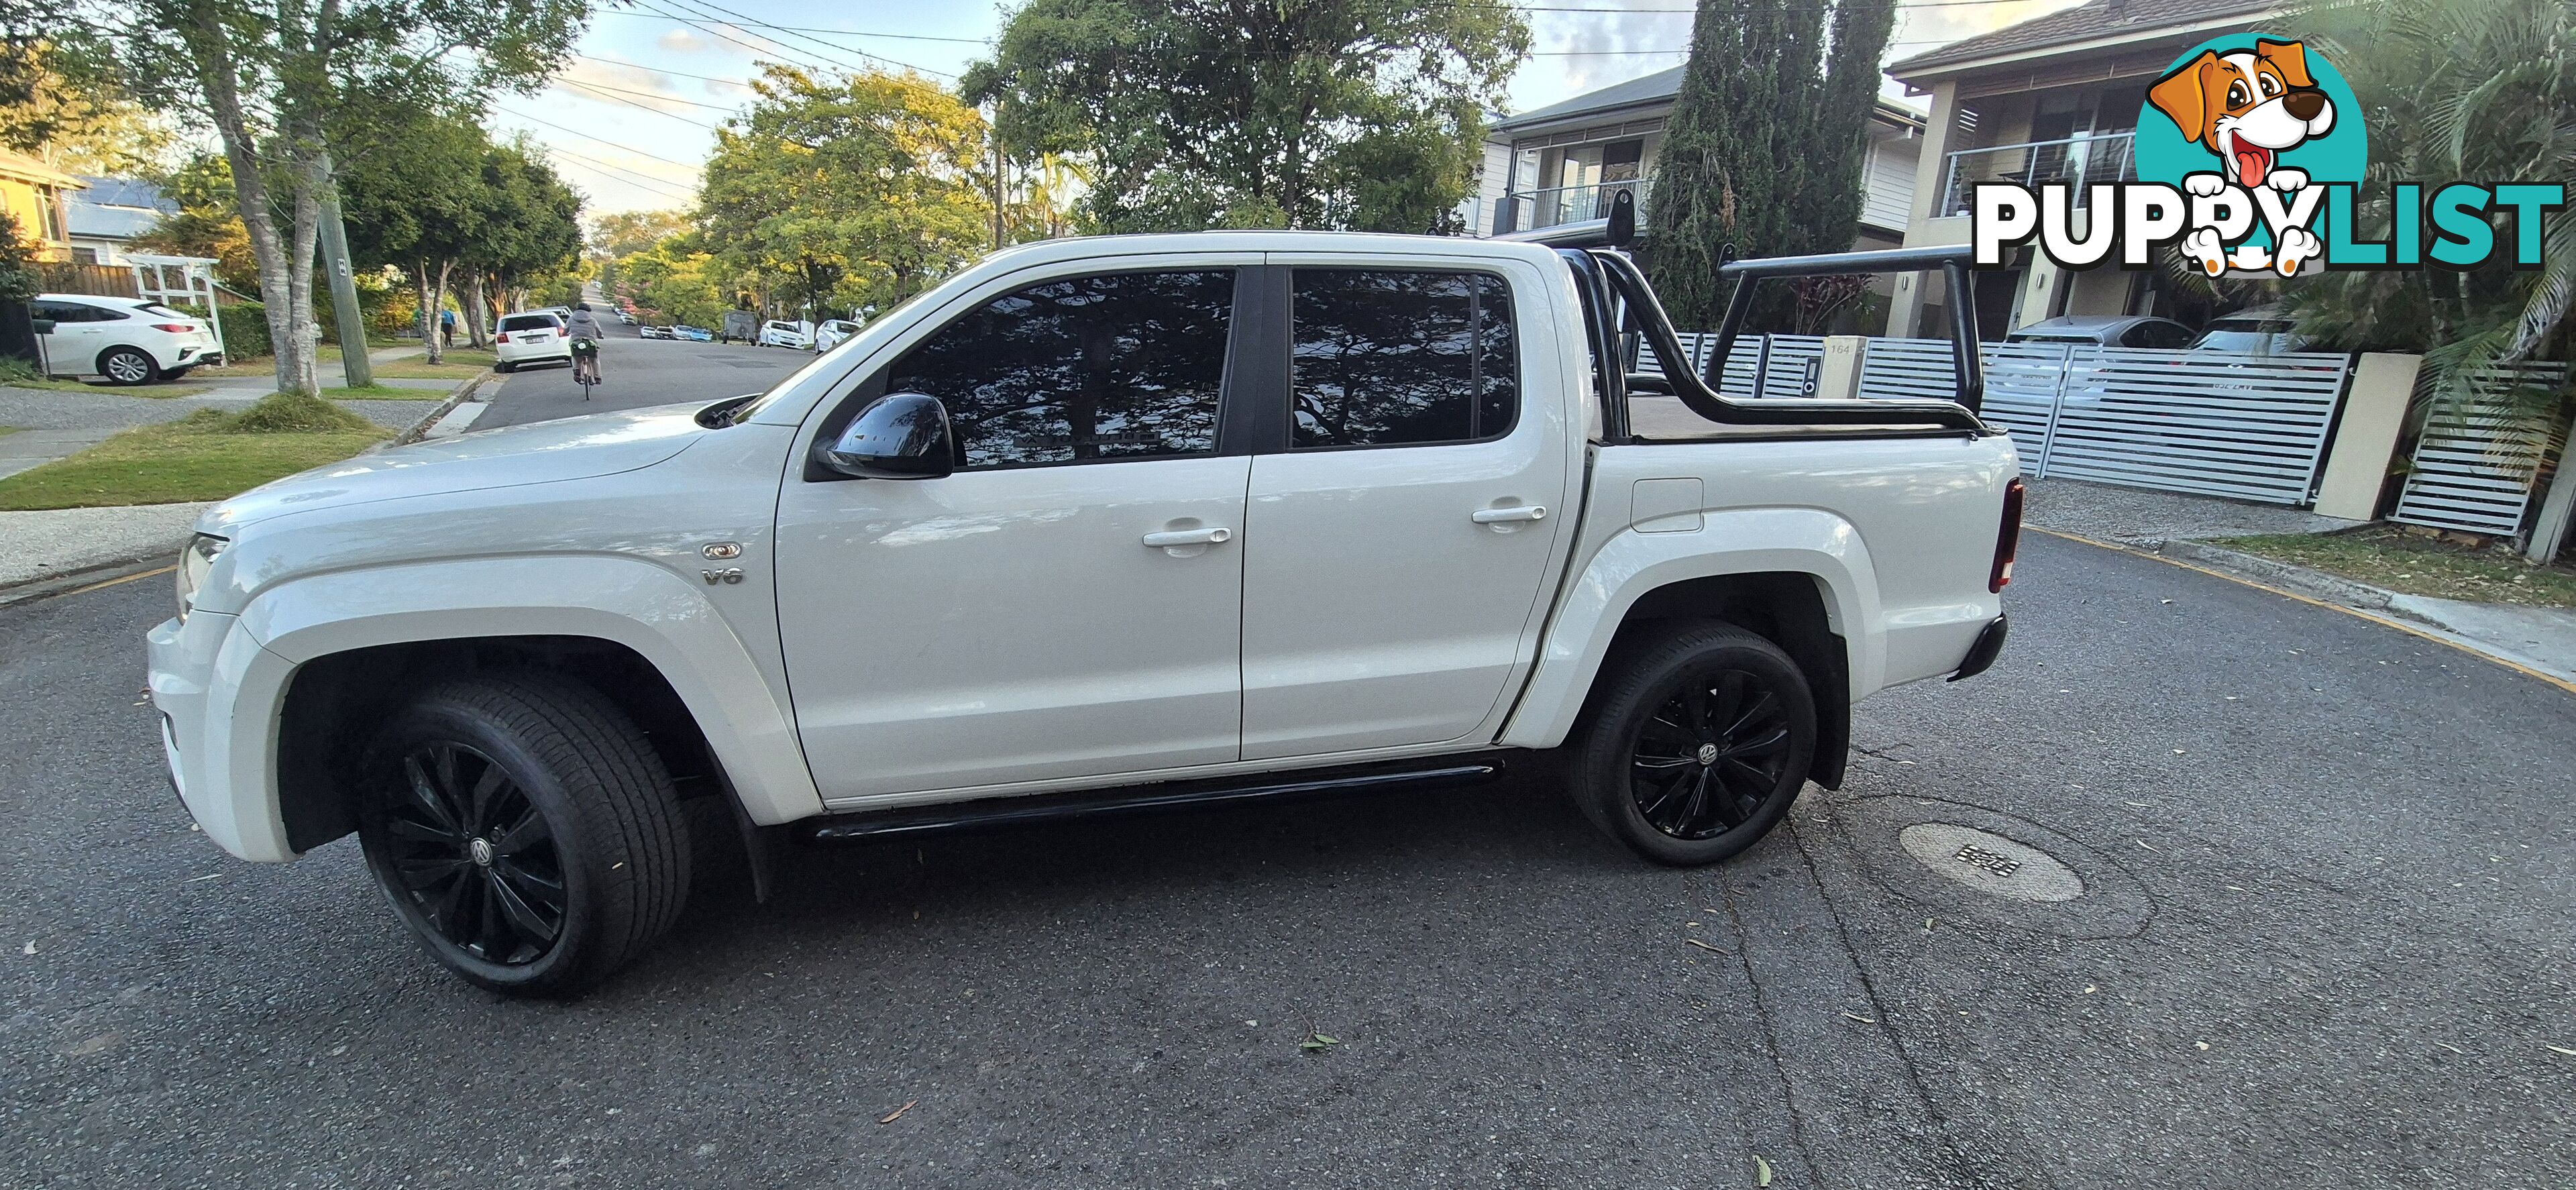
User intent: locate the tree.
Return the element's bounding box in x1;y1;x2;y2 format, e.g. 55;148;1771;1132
471;137;582;326
338;111;486;363
698;65;991;319
131;152;261;293
2284;0;2575;431
1646;0;1896;329
107;0;585;394
962;0;1527;233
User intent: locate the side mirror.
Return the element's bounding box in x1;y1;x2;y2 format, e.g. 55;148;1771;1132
816;392;955;480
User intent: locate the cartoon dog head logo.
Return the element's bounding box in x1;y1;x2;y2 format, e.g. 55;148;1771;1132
2147;40;2334;193
2133;34;2367;278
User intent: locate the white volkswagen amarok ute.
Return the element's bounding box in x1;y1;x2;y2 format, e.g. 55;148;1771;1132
149;226;2021;995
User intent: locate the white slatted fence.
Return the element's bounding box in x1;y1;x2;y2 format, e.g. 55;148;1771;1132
2392;364;2571;535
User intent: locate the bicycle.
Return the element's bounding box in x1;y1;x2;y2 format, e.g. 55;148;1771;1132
571;339;600;400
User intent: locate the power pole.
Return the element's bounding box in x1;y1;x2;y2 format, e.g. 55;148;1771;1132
316;161;373;388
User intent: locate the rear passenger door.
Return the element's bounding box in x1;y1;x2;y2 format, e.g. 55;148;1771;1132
1237;260;1574;760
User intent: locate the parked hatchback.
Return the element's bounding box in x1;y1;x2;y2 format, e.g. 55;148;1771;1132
758;319;814;349
2006;315;2195;349
2189;304;2312;354
492;312;571;372
28;294;224;384
812;319;862;353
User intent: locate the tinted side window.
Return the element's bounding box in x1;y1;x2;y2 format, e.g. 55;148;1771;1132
888;270;1235;469
1291;270;1515;449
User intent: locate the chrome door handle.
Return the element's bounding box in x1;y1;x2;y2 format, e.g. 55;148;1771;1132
1141;527;1232;548
1470;505;1547;524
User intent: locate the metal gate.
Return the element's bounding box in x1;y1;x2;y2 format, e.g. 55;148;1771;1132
1639;333;2358;506
2392;363;2571;535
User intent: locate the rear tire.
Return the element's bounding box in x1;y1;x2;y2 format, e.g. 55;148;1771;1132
355;673;691;997
99;346;159;386
1570;623;1817;866
494;360;515;373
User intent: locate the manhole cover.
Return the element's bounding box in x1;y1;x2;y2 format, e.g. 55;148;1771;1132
1897;823;2085;902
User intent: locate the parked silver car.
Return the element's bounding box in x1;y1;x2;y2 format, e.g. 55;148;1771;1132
2188;304;2312;354
2006;315;2196;349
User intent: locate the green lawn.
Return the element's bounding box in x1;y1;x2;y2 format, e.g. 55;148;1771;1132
0;395;389;511
371;348;495;380
2214;525;2576;610
321;383;449;401
0;376;213;398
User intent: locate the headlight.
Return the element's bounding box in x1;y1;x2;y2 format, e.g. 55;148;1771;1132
176;533;228;621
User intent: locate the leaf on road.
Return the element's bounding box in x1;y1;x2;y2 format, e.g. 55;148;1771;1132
1841;1012;1876;1024
1685;938;1729;955
1755;1153;1774;1187
19;940;32;955
1299;1032;1342;1052
879;1099;918;1124
2548;1045;2576;1057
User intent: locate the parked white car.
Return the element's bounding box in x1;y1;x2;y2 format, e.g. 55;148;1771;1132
812;319;862;353
149;231;2019;995
28;294;224;384
757;319;812;349
492;312;571;372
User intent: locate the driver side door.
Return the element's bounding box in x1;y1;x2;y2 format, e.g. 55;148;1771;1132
773;266;1258;802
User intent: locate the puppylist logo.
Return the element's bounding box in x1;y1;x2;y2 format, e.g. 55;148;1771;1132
1972;35;2564;278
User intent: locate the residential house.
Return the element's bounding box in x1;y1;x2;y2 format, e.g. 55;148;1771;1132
0;150;84;262
1880;0;2278;339
66;176;178;266
1462;65;1927;254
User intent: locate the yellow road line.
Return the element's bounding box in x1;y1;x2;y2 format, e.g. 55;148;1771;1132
2031;527;2576;696
48;564;176;600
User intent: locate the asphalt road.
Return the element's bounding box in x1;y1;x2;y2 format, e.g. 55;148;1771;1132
7;537;2575;1186
475;318;812;431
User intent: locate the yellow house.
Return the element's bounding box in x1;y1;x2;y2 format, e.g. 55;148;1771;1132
0;150;85;262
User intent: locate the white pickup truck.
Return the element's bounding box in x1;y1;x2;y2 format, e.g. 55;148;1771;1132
148;229;2021;995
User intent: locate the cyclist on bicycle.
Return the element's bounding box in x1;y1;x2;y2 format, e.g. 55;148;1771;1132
564;303;606;388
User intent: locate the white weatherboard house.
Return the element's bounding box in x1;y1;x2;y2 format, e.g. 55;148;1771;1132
1462;64;1927;254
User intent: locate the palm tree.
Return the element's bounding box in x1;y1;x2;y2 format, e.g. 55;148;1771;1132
2286;0;2575;433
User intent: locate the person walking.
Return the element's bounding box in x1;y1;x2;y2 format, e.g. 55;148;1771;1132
439;307;456;349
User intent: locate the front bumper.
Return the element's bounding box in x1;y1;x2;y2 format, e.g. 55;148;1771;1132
148;610;299;861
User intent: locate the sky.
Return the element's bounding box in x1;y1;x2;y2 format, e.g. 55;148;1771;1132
494;0;2090;217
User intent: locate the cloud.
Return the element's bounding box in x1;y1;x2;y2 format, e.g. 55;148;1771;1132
549;56;751;117
657;29;710;53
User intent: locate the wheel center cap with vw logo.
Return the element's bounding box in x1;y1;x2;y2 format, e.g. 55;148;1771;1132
468;838;496;867
1697;743;1721;765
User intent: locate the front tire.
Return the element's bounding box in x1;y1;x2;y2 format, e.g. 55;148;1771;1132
1570;623;1817;866
99;346;160;386
356;674;691;997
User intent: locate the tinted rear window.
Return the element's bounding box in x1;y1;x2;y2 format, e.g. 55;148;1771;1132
500;315;558;331
1290;269;1516;449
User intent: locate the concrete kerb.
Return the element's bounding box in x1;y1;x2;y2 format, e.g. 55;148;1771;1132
390;369;496;447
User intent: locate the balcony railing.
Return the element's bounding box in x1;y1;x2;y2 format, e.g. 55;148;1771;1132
1493;176;1651;235
1935;131;2134;219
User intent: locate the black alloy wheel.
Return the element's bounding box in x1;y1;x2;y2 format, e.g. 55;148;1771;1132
356;674;691;996
372;741;566;965
1629;667;1795;841
1571;623;1817;866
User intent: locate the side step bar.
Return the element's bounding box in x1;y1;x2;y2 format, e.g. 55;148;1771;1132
796;759;1509;844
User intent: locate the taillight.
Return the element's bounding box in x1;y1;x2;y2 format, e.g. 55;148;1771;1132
494;332;509;343
1990;477;2026;592
152;323;196;333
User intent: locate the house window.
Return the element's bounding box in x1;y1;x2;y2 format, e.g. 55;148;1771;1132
34;186;63;242
71;246;99;265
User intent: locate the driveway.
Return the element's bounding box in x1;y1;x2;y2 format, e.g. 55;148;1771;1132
3;535;2570;1188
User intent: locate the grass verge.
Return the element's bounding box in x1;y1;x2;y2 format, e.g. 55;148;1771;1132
2212;525;2576;610
0;374;211;398
321;383;450;401
371;349;496;380
0;394;389;511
